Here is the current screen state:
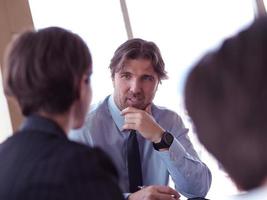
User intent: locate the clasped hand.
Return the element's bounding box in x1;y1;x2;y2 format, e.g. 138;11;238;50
121;105;164;143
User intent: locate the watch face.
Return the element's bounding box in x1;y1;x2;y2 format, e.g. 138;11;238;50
163;132;174;145
153;131;174;151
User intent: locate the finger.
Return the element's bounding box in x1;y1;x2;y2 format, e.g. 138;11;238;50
154;193;180;200
124;118;135;124
121;107;141;115
155;186;180;198
124;112;140;120
122;123;135;130
124;116;137;124
124;113;141;125
124;113;138;119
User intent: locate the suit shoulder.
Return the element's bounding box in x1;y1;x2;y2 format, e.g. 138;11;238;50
60;139;102;159
83;98;111;129
153;104;180;118
62;140;118;176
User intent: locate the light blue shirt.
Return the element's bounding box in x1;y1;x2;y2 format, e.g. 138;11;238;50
70;95;211;198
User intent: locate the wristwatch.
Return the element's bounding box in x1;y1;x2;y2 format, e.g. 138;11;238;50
153;131;174;151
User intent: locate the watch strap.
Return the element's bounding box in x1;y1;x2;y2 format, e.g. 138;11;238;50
153;131;174;151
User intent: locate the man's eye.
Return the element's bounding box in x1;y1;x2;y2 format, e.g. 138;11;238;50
121;74;131;79
143;76;154;81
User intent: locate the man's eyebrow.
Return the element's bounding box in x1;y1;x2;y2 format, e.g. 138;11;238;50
141;73;156;77
119;71;130;74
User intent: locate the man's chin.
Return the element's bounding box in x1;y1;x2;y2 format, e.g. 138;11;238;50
125;103;145;110
123;99;146;110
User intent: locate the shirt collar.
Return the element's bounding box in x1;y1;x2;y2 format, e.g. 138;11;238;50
108;94;125;132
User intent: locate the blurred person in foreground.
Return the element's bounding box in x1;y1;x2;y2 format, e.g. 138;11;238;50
0;27;123;200
70;38;211;200
185;17;267;200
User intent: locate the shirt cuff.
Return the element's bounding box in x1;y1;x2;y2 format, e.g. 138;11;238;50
123;193;131;199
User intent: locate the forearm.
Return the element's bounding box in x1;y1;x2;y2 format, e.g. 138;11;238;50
156;138;212;198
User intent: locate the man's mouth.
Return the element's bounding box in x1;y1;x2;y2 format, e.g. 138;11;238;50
126;97;143;107
127;98;141;103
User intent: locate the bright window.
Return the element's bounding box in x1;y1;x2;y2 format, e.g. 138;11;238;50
264;0;267;10
29;0;128;104
0;67;12;143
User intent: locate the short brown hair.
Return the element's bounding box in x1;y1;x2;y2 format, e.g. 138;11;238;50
185;17;267;191
109;38;167;81
4;27;92;116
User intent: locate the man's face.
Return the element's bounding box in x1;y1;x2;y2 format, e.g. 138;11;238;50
113;58;159;110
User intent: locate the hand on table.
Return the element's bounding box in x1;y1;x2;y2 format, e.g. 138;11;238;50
128;185;180;200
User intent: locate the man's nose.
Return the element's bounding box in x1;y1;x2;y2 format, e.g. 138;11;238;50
130;79;142;93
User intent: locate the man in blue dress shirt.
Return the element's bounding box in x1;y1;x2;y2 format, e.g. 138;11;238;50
70;38;211;200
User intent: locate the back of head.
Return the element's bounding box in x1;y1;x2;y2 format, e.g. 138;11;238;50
185;17;267;190
3;27;92;116
109;38;168;81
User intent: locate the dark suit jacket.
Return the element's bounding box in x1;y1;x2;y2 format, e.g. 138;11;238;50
0;115;124;200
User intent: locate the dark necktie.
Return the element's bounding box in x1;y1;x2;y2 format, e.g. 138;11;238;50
127;130;143;192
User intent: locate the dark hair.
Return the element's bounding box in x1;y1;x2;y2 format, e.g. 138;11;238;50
3;27;92;116
185;17;267;191
109;38;167;81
